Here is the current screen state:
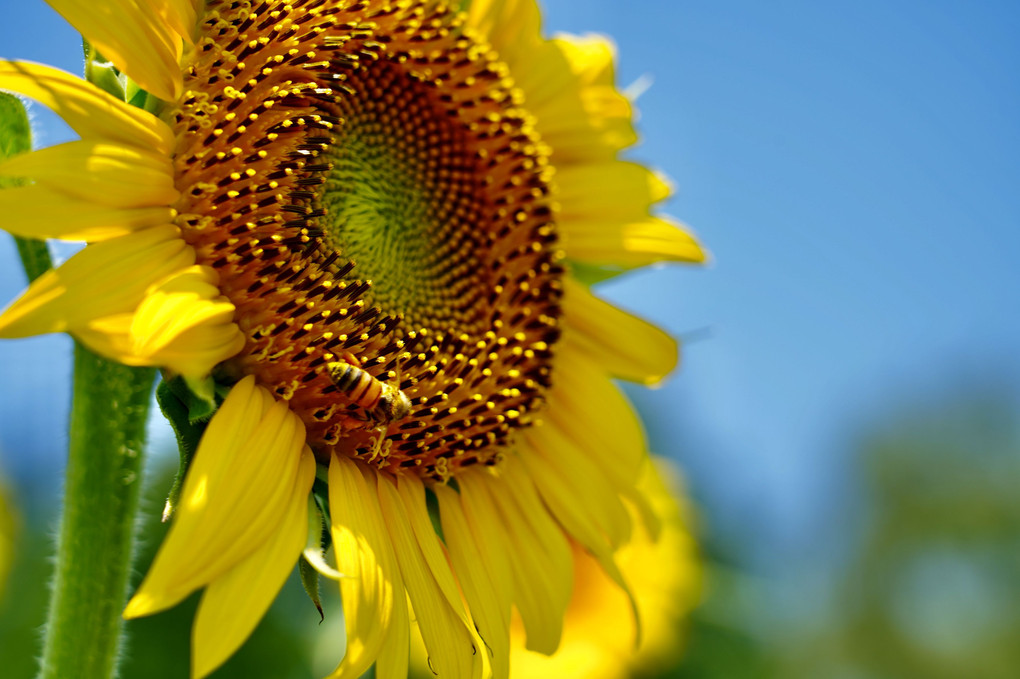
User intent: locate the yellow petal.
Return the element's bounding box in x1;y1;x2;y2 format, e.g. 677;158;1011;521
545;347;647;491
77;266;245;378
325;456;403;679
518;429;641;644
557;161;672;217
0;185;172;241
561;277;678;385
435;483;512;679
374;590;410;679
565;215;707;268
553;33;618;89
376;474;481;679
455;471;516;616
556;160;706;267
394;476;471;623
466;0;543;69
150;0;200;44
621;461;703;669
523;35;637;163
45;0;183;101
124;377;308;618
507;460;702;679
621;465;664;543
0;61;174;153
129;267;242;367
0;140;178;208
521;421;631;549
468;0;632;167
191;446;315;679
466;462;572;655
396;478;491;679
0;225;193;338
548;35;637;157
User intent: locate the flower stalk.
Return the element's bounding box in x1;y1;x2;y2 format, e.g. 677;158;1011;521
37;349;155;679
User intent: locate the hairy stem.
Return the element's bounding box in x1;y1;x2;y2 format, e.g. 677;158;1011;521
37;348;155;679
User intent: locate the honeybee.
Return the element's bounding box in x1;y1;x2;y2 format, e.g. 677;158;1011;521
326;352;412;424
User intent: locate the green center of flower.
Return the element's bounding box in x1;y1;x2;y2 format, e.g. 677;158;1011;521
173;0;563;480
318;63;488;333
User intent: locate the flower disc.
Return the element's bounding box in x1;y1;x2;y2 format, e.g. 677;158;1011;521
173;0;563;479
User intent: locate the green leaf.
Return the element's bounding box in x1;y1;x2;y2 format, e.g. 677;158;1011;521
0;92;53;282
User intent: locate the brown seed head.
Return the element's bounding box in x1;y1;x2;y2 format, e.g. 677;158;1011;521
171;0;562;481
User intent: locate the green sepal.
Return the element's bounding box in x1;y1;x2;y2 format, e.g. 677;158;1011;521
310;488;332;558
298;492;335;620
82;39;127;101
425;486;445;542
161;373;218;425
0;92;31;164
125;79;145;106
566;259;627;287
82;37;158;111
155;375;221;521
312;471;329;505
84;59;126;101
124;78;161;113
183;375;219;414
0;92;54;282
298;557;323;622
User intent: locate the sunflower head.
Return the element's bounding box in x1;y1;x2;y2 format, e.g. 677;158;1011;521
172;0;565;480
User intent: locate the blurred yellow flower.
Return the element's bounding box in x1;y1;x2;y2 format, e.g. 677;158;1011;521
0;0;704;677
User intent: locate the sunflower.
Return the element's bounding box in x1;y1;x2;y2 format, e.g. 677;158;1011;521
0;0;704;678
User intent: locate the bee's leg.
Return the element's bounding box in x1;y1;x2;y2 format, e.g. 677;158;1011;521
367;426;392;462
339;350;362;367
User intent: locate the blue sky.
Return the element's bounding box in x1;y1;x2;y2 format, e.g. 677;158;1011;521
0;0;1017;581
544;0;1020;562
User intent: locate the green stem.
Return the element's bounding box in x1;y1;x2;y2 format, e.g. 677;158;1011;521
37;349;155;679
1;92;54;282
13;237;53;283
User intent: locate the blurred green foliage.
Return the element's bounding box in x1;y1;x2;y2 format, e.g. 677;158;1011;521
667;556;776;679
660;388;1020;679
801;394;1018;679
